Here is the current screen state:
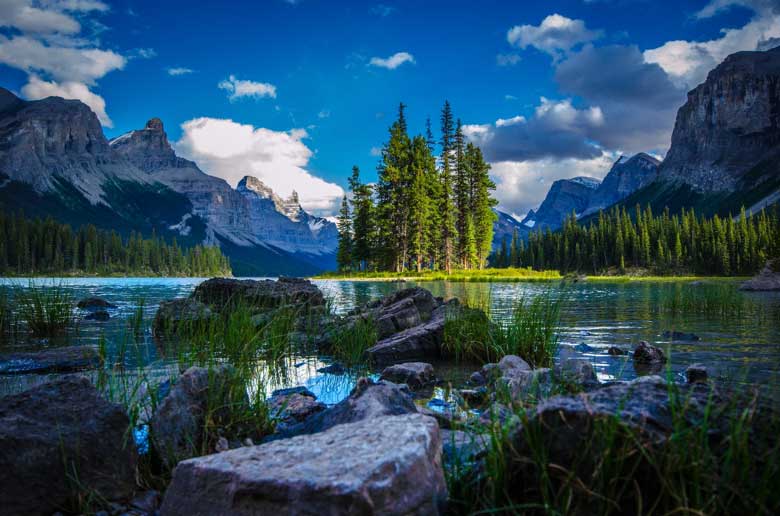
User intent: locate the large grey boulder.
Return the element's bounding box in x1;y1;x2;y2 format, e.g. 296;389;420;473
0;377;137;515
289;378;418;436
150;365;243;466
0;346;102;375
192;277;325;312
366;301;451;365
160;413;447;516
380;362;435;389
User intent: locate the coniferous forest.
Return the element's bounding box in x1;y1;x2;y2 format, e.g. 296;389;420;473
0;211;231;277
336;102;498;273
494;205;780;276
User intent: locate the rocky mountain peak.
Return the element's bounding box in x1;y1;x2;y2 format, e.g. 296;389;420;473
658;46;780;192
109;117;183;173
584;152;660;215
145;118;164;132
524;176;601;230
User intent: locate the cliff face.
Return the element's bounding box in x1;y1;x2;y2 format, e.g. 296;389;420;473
585;153;660;215
524;177;601;230
658;46;780;192
0;91;149;204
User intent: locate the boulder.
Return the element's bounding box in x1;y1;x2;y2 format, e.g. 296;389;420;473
77;297;117;310
192;277;325;312
503;368;553;401
440;429;489;467
497;355;532;377
367;287;438;338
740;260;780;291
152;298;212;336
160;414;447;516
268;391;326;433
85;309;110;321
380;362;436;389
662;330;700;341
607;346;628;356
0;346;101;375
554;357;599;389
0;377;137;515
150;365;243;466
289;378;418;436
366;302;450;364
633;341;667;364
685;363;709;384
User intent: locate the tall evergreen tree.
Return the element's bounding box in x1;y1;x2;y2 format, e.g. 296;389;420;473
439;101;457;273
336;195;353;271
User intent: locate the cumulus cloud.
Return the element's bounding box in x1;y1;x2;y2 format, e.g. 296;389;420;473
218;75;277;101
490;153;617;218
175;117;344;215
167;67;194;76
22;75;112;126
645;1;780;88
369;52;415;69
0;0;123;127
507;14;602;59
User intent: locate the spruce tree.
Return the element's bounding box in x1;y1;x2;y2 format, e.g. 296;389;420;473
336;195;353;271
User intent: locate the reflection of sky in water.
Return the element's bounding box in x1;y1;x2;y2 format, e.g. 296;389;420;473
1;277;779;400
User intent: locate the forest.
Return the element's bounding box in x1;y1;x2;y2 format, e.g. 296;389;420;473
0;210;231;277
336;102;498;273
494;205;780;276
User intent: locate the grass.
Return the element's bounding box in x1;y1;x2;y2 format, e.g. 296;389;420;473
657;282;757;318
442;290;564;367
329;316;378;366
445;376;780;515
314;267;562;283
14;281;75;338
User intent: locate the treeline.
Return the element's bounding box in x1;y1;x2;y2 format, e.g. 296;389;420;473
0;211;231;276
494;205;780;276
337;102;498;273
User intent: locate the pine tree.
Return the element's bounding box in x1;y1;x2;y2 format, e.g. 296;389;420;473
349;166;374;271
439;101;457;273
336;195;353;271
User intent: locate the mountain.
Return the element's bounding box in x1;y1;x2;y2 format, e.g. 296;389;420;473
0;89;338;276
623;46;780;217
520;176;601;231
492;209;528;248
583;153;660;215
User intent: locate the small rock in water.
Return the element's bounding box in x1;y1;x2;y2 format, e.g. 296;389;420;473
380;362;435;389
85;309;110;321
633;341;667;364
607;346;628;356
77;297;117;310
573;342;597;353
317;363;346;375
685;364;709;384
215;436;229;453
271;386;316;399
662;330;700;342
0;346;102;375
554;357;599;389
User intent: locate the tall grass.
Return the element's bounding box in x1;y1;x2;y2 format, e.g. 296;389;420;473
15;281;75;338
330;316;378;366
658;283;756;317
442;291;564;367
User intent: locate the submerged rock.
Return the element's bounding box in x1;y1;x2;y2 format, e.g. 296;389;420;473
0;346;101;374
380;362;436;389
607;346;628;356
554;357;599;389
150;365;244;466
160;414;447;516
633;341;667;364
84;309;110;321
268;391;326;433
77;297;117;310
289;378;417;436
740;260;780;291
0;377;137;515
685;364;709;384
662;330;700;341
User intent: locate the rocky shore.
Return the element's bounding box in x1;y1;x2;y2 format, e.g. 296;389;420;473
0;277;777;515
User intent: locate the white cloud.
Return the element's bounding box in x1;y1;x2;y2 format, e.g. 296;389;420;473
129;47;156;59
507;14;602;59
175;117;344;215
22;75;112;126
369;51;415;69
167;67;194;76
495;115;526;127
490;153;616;217
370;146;382;157
218;75;277;101
496;53;521;66
644;2;780;88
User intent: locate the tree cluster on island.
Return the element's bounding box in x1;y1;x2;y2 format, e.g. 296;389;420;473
494;205;780;276
337;102;498;273
0;211;231;277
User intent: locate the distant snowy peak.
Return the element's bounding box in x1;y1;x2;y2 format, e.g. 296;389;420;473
569;176;601;189
237;176;305;222
584;152;660;215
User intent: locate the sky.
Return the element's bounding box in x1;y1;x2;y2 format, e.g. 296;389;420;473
1;0;779;218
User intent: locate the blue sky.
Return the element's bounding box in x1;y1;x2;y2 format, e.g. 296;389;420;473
1;0;777;216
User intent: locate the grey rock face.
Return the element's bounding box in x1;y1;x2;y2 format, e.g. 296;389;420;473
291;378;418;436
380;362;436;389
585;153;660;214
0;377;137;515
150;365;242;466
658;46;780;192
160;414;447;516
0;346;102;374
366;302;449;365
524;176;601;231
740;260;780;291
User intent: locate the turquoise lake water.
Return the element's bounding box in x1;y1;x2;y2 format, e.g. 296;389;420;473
1;277;778;401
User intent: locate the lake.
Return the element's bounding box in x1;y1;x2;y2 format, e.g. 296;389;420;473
1;277;779;401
